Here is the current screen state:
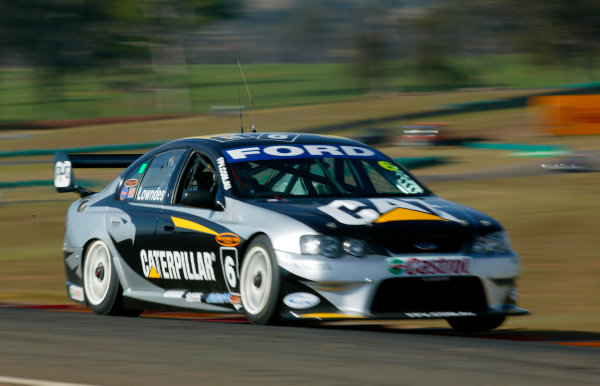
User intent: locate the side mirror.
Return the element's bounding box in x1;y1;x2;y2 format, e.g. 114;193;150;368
181;190;215;209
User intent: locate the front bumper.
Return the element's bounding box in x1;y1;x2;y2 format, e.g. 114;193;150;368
276;250;528;321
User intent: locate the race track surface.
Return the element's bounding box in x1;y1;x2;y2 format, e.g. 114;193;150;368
1;306;599;386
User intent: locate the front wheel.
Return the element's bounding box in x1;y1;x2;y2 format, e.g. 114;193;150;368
240;235;281;325
446;314;506;333
83;240;141;317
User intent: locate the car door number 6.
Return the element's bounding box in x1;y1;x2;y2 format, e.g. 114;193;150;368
220;247;240;294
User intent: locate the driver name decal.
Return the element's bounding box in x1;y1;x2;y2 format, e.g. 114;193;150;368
140;249;216;281
223;144;381;162
137;188;166;201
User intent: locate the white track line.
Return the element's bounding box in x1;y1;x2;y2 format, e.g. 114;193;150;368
0;375;95;386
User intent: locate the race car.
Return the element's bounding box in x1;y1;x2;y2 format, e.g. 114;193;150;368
54;132;529;332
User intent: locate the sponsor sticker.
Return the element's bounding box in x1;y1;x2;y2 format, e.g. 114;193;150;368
127;187;136;198
283;292;320;310
120;187;128;200
216;157;232;190
378;160;399;171
54;161;72;188
384;257;470;277
184;292;204;303
208;134;253;142
163;290;186;299
184;291;240;306
223;144;381;163
215;232;241;247
257;133;299;142
138;163;147;174
68;284;84;302
140;249;216;281
292;262;333;271
124;178;138;187
205;292;232;304
318;198;460;225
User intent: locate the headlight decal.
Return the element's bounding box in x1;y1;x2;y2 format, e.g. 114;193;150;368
470;231;512;256
300;235;366;258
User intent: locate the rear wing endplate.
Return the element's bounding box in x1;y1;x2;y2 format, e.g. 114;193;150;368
54;152;142;197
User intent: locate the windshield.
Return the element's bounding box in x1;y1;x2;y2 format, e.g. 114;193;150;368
225;156;428;199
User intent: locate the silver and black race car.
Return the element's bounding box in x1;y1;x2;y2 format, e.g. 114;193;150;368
54;132;528;332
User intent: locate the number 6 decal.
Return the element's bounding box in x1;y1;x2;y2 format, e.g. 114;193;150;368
220;247;240;295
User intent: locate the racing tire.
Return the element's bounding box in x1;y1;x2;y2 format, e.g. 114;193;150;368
446;314;506;333
240;235;281;325
83;240;141;317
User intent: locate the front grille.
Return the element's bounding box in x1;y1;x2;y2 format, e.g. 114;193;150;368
370;276;487;315
380;236;465;254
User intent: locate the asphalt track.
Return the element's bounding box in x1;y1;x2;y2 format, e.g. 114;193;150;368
1;305;599;386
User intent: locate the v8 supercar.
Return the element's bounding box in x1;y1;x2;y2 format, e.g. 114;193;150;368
55;133;528;332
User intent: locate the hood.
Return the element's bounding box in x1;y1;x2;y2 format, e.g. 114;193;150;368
248;196;502;254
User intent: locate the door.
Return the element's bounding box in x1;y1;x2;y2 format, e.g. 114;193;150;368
156;151;242;305
109;149;187;288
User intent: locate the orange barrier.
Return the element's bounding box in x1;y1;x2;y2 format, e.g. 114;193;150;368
529;95;600;135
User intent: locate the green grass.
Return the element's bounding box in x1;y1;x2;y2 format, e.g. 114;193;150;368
1;56;598;123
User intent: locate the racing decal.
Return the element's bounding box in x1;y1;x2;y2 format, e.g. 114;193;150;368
318;198;459;225
223;144;381;163
137;188;166;202
68;284;84;302
292;262;333;271
318;200;380;225
124;179;138;187
215;233;241;247
171;216;218;235
384;257;470;277
140;249;216;281
138;163;148;174
120;187;128;201
208;134;254;142
220;247;240;295
405;311;476;318
163;290;186;298
216;157;232;190
374;208;447;223
54;161;72;188
257;133;299;142
127;188;136;198
205;293;233;304
283;292;320;309
183;291;241;305
377;161;398;171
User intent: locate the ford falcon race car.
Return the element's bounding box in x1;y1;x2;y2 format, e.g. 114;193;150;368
54;132;529;332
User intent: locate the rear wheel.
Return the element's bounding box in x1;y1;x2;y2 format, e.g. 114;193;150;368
446;315;505;333
83;240;141;316
240;235;280;325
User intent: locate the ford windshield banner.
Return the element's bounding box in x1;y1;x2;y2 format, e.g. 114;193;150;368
222;144;385;163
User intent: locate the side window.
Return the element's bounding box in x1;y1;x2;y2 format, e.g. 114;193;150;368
118;159;150;201
176;152;217;203
137;149;186;203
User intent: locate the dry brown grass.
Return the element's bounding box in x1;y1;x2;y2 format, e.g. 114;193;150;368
1;91;599;332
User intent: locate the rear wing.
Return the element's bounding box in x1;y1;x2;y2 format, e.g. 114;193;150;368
54;152;142;197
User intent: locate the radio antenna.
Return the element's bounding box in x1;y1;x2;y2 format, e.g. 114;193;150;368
238;89;243;133
237;59;255;133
